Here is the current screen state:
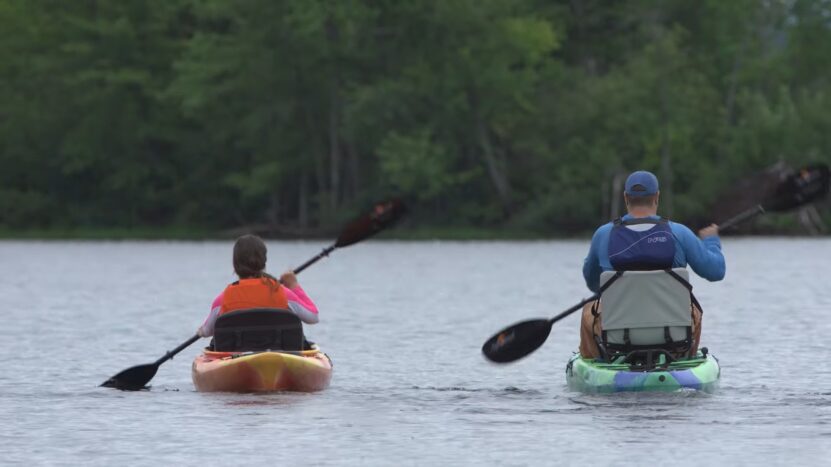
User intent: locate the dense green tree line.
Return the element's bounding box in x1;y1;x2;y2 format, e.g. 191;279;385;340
1;0;829;235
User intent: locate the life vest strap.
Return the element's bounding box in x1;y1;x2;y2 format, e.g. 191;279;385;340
664;268;704;314
613;216;670;227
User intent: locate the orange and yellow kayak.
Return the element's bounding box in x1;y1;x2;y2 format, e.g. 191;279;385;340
192;348;332;393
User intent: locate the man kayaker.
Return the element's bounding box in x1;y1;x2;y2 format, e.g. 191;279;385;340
579;170;725;358
197;234;319;338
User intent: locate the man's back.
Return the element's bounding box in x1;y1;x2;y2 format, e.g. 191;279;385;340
583;215;725;292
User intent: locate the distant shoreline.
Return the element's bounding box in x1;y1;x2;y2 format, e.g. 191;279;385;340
0;226;563;241
1;224;828;241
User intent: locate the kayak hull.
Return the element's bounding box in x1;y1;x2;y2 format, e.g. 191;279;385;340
192;349;332;393
565;352;720;393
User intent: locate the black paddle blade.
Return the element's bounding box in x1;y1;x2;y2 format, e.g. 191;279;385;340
335;199;406;248
766;163;830;212
481;319;553;364
100;363;158;391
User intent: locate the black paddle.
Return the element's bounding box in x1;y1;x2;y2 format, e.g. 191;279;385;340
482;163;829;364
101;199;406;390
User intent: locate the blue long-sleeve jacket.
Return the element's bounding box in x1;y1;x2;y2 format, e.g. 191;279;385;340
582;214;726;292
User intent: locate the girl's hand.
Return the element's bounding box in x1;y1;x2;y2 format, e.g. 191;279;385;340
280;271;299;289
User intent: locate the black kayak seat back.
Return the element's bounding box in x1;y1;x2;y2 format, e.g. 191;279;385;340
213;308;304;352
599;268;693;355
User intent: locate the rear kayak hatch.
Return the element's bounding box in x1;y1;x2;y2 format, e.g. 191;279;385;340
566;348;711;374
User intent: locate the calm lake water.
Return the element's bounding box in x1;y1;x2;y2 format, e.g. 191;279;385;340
1;239;829;466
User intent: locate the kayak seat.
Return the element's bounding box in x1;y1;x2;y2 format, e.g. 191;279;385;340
213;308;304;352
598;268;694;359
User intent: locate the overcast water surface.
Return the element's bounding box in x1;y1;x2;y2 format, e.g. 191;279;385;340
1;239;829;466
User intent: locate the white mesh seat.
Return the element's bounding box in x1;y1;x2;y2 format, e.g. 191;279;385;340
599;268;693;354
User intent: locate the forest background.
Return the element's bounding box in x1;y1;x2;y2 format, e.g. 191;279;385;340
1;0;829;239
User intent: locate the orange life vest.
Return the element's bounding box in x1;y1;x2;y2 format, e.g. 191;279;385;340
219;277;288;315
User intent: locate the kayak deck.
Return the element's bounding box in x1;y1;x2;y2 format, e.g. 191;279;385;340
192;348;332;393
565;351;720;393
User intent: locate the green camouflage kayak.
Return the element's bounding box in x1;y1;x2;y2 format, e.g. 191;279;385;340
565;350;720;393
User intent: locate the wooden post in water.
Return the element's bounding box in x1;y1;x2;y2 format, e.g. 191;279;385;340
610;171;626;220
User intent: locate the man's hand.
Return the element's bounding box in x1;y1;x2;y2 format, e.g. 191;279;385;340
698;224;719;239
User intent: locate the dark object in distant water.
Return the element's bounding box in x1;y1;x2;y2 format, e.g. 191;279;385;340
710;162;829;234
767;163;829;212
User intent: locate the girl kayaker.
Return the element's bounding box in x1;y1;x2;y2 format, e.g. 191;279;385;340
197;234;319;338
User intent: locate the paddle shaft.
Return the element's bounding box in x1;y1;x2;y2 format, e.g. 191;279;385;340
152;334;201;367
718;204;765;231
293;244;336;275
548;294;600;325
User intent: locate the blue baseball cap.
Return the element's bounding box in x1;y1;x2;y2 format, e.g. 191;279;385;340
624;170;659;196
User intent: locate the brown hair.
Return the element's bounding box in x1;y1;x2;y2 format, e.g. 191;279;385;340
624;193;658;208
233;234;268;278
232;235;280;290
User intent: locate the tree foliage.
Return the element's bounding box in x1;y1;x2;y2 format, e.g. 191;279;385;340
1;0;829;233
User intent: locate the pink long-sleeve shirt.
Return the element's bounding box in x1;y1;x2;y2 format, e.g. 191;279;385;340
198;284;319;337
